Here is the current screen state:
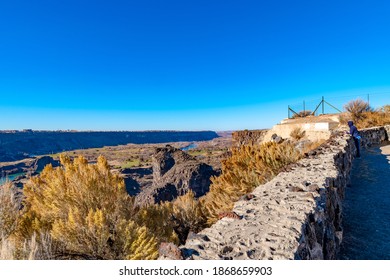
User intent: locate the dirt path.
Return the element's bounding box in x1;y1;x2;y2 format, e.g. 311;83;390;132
339;144;390;259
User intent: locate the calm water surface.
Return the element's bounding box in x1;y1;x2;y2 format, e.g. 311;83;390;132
0;172;26;185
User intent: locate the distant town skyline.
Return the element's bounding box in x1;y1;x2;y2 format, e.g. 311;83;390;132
1;1;389;131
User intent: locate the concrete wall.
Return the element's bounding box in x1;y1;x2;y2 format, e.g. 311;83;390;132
180;125;390;260
262;122;339;143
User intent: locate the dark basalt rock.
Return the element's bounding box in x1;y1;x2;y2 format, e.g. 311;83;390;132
136;145;218;205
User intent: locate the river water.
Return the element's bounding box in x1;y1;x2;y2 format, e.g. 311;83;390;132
338;144;390;259
0;172;26;186
180;143;198;151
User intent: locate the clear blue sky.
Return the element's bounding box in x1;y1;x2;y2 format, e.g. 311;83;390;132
0;0;389;131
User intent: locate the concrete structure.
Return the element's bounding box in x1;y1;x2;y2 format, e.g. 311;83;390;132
263;120;340;142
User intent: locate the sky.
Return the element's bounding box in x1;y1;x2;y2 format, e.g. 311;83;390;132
0;0;389;131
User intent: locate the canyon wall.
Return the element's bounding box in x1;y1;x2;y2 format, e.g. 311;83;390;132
0;131;219;162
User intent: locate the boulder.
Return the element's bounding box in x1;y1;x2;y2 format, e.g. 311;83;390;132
271;133;284;144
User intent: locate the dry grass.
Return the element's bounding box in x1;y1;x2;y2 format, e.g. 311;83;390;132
199;141;302;225
340;101;390;129
0;182;21;242
380;105;390;114
355;111;390;128
290;127;306;140
292;110;312;118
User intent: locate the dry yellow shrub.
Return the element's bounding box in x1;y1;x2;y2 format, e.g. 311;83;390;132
290;127;306;140
134;203;179;245
340;102;390;129
168;191;206;242
18;155;158;260
172;191;205;233
355;110;390;128
200;142;301;225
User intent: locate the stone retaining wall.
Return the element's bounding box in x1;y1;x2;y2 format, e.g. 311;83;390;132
360;126;389;147
180;125;389;260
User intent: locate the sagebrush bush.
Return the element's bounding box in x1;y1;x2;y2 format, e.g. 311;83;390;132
290;127;306;140
200;142;302;225
355;110;390;128
18;155;158;260
134;203;179;245
343;99;372;122
341;101;390;128
171;191;206;242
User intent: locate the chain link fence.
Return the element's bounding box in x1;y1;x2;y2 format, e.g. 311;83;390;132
288;94;374;119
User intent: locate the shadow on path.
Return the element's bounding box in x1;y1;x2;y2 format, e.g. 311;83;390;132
338;144;390;259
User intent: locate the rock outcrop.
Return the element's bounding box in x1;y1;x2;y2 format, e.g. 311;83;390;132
135;145;218;205
232;129;268;147
32;156;60;173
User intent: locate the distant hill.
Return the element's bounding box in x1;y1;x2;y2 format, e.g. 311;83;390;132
0;130;219;162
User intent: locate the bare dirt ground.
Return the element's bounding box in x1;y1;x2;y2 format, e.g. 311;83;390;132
282;113;341;124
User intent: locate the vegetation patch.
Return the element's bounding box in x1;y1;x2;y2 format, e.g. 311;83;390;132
341;100;390;128
198;142;302;225
290;127;306;140
121;159;141;168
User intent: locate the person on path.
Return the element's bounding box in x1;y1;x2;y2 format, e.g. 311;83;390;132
347;120;361;158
